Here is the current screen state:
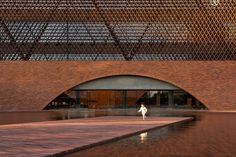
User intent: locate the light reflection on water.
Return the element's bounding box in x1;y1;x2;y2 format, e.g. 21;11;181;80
65;112;236;157
1;110;235;157
139;132;148;144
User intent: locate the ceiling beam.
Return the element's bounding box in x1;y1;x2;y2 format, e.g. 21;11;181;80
0;19;25;60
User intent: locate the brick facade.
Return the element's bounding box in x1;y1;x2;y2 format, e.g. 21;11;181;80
0;61;236;111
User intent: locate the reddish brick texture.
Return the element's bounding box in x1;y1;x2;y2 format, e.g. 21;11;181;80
0;61;236;111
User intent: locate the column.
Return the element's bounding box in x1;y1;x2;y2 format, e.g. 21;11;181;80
122;90;127;109
156;91;161;107
75;90;80;108
168;91;174;107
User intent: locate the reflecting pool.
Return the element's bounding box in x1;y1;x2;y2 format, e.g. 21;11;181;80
65;112;236;157
1;109;235;157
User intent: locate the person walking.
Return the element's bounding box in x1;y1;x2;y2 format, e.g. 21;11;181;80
138;104;148;120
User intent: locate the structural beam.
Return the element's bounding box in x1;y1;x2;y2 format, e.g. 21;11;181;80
0;19;25;60
24;0;63;60
92;0;133;60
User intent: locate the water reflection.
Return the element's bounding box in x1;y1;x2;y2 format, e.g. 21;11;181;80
1;110;236;157
139;132;147;143
65;112;236;157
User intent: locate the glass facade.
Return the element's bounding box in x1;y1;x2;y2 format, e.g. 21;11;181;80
45;89;206;110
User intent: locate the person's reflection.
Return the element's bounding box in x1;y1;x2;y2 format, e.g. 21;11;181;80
139;132;148;143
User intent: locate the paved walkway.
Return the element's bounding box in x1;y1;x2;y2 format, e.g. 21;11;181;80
0;116;192;157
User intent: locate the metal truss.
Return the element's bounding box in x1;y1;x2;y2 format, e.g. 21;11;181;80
0;0;235;61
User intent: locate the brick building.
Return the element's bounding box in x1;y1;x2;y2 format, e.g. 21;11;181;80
0;0;235;111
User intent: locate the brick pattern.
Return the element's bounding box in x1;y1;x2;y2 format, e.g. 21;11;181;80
0;61;236;111
0;116;191;157
0;1;235;61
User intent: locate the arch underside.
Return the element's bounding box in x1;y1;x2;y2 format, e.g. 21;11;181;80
75;75;179;90
46;75;207;110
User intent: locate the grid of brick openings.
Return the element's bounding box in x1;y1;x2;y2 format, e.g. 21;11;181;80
0;0;235;61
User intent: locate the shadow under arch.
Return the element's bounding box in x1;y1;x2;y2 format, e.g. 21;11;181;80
43;74;208;110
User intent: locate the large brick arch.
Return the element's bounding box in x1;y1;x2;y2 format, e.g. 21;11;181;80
46;74;205;109
0;61;236;111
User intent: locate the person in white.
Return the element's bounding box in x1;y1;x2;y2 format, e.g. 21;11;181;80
138;104;148;120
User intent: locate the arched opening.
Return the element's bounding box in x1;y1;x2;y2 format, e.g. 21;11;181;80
44;76;207;110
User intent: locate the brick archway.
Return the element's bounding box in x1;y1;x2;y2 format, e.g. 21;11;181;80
0;61;236;111
46;74;206;110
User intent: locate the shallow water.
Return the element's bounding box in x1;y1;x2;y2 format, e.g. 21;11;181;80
1;110;235;156
65;112;236;157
